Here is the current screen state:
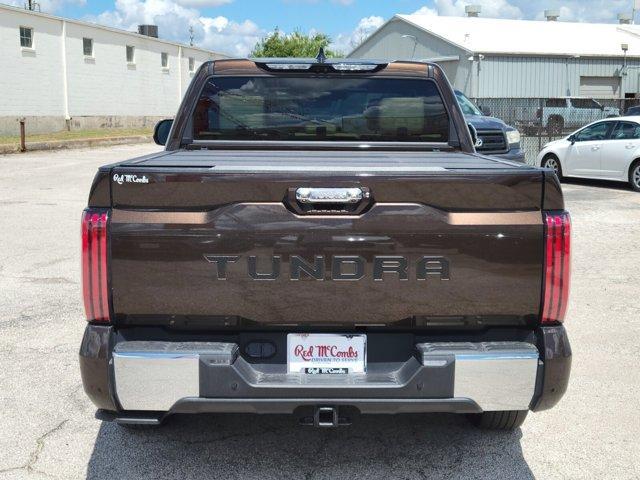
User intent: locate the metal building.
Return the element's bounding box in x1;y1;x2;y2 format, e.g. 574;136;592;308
348;13;640;99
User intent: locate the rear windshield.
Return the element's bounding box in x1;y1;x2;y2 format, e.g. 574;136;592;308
191;76;449;143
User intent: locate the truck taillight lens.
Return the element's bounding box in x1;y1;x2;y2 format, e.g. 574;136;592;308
541;211;571;324
81;209;110;322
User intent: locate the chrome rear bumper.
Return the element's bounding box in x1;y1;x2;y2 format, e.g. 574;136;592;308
112;340;539;413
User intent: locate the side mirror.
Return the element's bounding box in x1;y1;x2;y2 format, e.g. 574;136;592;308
468;123;482;148
153;119;173;146
568;134;576;145
480;105;492;116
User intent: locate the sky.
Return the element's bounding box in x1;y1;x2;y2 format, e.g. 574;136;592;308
7;0;638;55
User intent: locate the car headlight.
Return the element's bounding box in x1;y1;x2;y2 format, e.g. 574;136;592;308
506;130;521;145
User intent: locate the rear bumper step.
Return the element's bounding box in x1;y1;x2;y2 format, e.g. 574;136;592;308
110;339;539;414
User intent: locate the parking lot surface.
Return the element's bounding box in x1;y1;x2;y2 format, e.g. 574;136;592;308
1;144;639;480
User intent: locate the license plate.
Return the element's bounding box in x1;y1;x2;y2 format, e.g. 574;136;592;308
287;333;366;374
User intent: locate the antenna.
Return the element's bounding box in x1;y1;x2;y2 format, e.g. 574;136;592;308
316;47;327;64
189;26;194;46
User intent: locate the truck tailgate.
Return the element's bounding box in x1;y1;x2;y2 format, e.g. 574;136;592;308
108;150;545;328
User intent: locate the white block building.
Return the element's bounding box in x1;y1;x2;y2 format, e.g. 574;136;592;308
0;4;227;135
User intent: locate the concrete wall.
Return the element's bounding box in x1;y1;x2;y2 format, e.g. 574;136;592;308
0;5;225;136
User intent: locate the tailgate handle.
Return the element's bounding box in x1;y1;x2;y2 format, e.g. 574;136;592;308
296;188;365;204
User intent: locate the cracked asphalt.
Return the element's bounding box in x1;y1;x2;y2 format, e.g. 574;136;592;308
1;144;639;479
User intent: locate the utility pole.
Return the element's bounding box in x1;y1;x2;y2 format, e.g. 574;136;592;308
25;0;40;11
189;26;194;46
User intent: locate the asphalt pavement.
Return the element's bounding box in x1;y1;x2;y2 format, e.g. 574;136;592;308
0;144;639;479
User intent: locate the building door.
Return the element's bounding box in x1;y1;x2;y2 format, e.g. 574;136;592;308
579;76;621;99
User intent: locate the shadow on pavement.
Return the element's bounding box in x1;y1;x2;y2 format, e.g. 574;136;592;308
561;177;633;192
86;413;534;479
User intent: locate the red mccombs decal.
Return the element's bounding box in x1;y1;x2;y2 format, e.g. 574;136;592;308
293;345;359;362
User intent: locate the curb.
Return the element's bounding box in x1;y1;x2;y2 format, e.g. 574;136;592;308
0;135;153;155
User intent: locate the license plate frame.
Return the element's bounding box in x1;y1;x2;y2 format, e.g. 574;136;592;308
287;333;367;374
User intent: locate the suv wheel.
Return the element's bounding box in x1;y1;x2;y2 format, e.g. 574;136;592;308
543;154;563;180
630;161;640;192
468;410;528;430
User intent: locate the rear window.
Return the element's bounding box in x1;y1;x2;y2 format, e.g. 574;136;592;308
191;76;449;143
546;99;566;108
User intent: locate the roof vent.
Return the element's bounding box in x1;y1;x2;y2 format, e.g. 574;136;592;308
465;5;481;17
618;13;633;24
138;25;158;38
544;9;560;21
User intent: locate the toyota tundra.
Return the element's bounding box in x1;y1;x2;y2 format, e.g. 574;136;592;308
79;55;572;430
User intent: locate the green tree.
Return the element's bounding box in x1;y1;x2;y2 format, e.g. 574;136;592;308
250;29;341;58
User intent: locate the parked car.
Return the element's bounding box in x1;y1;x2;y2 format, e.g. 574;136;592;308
625;105;640;116
79;57;572;431
538;116;640;191
455;90;525;162
539;98;620;135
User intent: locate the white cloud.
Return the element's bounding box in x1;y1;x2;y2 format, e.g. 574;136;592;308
414;0;522;19
412;0;633;23
174;0;232;6
85;0;262;56
199;16;262;56
6;0;85;13
412;6;438;16
530;1;629;23
331;15;384;54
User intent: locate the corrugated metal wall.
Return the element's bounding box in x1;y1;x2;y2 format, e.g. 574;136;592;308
348;18;472;93
478;56;638;98
349;18;640;99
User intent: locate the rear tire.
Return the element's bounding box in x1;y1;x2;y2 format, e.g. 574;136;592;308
630;160;640;192
468;410;528;430
542;154;563;180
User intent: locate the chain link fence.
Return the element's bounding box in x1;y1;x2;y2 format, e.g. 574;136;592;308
472;97;639;165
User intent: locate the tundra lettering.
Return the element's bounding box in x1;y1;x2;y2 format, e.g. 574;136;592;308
203;254;450;281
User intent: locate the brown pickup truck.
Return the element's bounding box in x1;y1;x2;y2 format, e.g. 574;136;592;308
79;56;571;430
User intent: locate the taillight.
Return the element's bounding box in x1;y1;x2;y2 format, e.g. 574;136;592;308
541;211;571;324
81;209;110;322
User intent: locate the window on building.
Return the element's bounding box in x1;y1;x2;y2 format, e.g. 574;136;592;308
20;26;33;48
83;38;93;57
126;45;135;63
161;52;168;68
188;57;195;72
